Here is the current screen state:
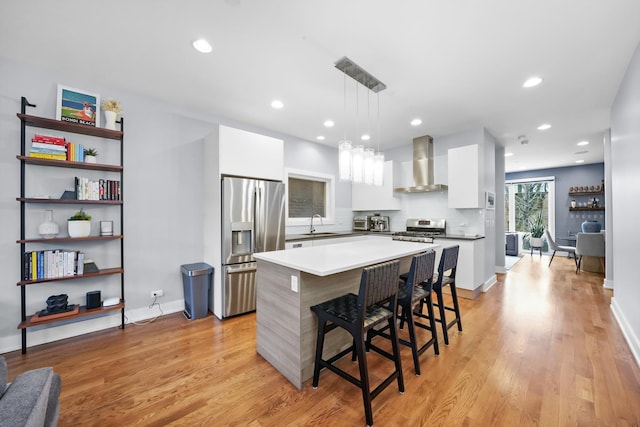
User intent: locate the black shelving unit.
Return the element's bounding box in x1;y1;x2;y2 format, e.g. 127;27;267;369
17;97;125;354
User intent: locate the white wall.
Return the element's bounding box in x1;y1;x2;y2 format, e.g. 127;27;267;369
0;58;218;352
609;41;640;366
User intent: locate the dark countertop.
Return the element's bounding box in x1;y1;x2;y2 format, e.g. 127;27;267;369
285;231;485;242
285;231;391;242
435;234;485;241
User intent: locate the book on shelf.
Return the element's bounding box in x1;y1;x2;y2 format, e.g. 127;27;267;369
28;152;67;160
23;250;85;281
33;134;66;144
31;142;67;152
74;176;121;200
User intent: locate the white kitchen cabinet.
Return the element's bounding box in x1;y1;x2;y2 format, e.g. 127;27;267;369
448;144;484;208
352;161;402;211
433;238;484;297
219;125;284;181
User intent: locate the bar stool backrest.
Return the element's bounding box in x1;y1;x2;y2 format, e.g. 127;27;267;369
435;245;460;288
407;250;436;294
358;260;401;316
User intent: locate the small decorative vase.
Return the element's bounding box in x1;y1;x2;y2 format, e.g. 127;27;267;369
571;200;576;208
68;220;91;238
38;210;59;239
84;155;97;163
581;220;602;233
104;110;117;130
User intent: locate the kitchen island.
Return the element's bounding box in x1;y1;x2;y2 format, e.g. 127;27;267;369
253;237;438;389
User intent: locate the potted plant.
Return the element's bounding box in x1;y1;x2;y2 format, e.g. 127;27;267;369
102;99;122;130
526;212;545;248
84;148;98;163
67;209;92;238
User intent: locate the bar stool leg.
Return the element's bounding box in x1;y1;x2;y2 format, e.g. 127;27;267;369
354;336;373;427
434;287;450;345
312;319;327;388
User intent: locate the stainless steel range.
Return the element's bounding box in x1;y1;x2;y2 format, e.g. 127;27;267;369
391;218;446;243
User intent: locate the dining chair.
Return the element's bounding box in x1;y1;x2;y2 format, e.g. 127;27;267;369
544;229;576;267
575;232;605;273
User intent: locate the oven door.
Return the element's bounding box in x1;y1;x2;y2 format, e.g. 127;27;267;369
222;262;257;317
353;219;369;231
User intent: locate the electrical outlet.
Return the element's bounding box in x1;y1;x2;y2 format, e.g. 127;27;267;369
151;289;164;298
290;275;298;292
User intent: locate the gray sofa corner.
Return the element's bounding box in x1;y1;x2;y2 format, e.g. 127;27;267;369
0;356;61;427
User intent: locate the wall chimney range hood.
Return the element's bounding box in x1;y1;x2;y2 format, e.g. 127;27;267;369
394;135;448;193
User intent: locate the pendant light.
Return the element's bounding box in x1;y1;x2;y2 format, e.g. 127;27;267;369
334;56;386;185
373;92;385;186
338;70;352;181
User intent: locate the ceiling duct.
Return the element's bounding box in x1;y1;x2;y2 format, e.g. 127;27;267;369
394;135;448;193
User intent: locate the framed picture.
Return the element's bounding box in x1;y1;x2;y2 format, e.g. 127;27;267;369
485;191;495;209
56;85;100;127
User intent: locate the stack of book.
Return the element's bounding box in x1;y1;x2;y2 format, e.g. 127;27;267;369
23;250;85;281
74;177;121;200
29;134;67;160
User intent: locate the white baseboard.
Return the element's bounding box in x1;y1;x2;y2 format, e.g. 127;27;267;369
0;299;185;354
610;297;640;369
483;275;497;293
603;278;614;289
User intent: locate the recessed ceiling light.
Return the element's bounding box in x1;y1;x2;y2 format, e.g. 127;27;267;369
575;160;585;164
323;120;334;128
192;38;213;53
410;118;422;126
316;136;325;141
523;76;543;88
271;100;284;109
505;152;514;157
577;140;589;146
537;123;551;130
361;134;370;141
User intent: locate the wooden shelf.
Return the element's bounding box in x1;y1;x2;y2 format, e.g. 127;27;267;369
17;235;124;244
18;301;124;329
17;113;123;140
569;207;605;211
569;191;604;196
17;267;124;286
17;155;123;172
17;198;122;205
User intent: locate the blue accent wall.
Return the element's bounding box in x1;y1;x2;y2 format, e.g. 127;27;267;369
506;163;605;241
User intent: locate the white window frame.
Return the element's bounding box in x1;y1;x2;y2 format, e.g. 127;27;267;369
505;176;556;237
285;167;336;226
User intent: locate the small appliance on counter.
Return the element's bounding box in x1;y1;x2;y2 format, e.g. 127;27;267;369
392;218;446;243
369;215;390;232
353;215;370;231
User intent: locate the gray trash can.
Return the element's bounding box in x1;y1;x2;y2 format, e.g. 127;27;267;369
181;262;213;320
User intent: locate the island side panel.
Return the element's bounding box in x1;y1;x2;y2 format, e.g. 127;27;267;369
256;260;303;388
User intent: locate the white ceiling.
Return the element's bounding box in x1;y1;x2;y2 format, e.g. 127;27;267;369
2;1;639;172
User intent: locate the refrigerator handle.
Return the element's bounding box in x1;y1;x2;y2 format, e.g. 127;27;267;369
253;187;260;253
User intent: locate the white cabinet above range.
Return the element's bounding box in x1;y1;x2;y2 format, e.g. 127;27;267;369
352;161;402;211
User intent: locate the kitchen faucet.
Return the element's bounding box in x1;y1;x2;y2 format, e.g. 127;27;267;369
310;214;323;234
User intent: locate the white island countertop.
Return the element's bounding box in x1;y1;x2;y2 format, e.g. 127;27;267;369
254;238;438;276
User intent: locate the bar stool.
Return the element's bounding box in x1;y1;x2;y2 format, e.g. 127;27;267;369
432;245;462;345
367;250;439;376
311;260;404;427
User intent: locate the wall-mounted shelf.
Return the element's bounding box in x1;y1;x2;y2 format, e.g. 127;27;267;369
569;191;604;196
18;301;124;329
569;207;605;212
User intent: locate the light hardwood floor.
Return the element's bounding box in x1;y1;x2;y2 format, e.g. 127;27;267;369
4;255;640;426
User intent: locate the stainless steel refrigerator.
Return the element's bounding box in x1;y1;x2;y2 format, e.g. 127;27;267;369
220;176;285;317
